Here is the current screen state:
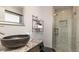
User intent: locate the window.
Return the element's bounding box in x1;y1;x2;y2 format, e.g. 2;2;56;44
4;10;23;25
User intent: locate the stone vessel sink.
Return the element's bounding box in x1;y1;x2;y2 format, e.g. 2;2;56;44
1;34;30;49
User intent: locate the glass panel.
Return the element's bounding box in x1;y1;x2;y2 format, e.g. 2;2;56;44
5;11;20;23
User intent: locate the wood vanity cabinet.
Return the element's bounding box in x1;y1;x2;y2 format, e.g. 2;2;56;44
28;42;43;52
28;45;40;52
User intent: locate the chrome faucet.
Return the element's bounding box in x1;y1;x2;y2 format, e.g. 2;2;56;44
0;32;4;35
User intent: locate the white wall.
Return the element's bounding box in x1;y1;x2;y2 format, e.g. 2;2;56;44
0;6;53;48
24;6;53;48
23;6;43;40
71;7;77;52
0;6;26;39
72;7;79;52
40;7;54;48
75;7;79;52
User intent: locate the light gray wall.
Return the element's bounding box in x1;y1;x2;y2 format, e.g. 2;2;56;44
0;6;53;48
75;7;79;52
24;6;53;48
23;6;43;40
0;6;26;39
40;7;54;48
71;7;77;52
71;6;79;52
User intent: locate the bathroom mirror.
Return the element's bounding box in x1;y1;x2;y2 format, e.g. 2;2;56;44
0;6;24;26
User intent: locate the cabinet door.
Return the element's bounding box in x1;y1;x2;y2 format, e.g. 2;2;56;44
28;46;40;52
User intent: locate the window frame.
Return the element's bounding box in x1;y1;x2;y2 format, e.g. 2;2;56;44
0;10;24;26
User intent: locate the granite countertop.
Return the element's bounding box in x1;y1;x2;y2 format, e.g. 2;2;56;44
0;39;43;52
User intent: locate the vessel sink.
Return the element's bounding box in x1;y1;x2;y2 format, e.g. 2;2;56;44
1;34;30;49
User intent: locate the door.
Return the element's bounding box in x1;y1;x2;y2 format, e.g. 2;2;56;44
53;7;73;52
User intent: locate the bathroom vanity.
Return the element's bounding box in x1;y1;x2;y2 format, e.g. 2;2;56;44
0;39;43;52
